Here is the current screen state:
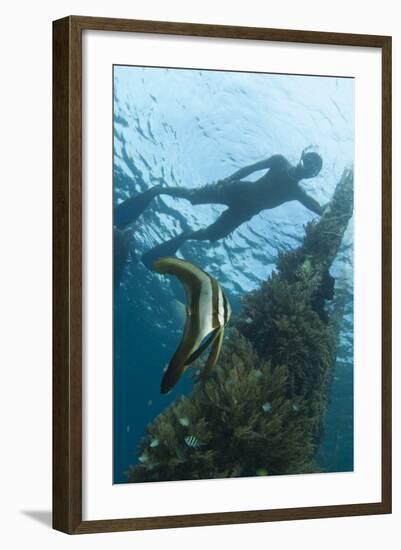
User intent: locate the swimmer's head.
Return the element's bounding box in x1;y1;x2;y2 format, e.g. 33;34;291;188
297;151;323;179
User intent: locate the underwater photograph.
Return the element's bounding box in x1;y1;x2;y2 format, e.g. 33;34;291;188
112;65;354;484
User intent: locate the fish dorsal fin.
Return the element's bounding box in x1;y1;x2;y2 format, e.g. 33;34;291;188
184;328;219;367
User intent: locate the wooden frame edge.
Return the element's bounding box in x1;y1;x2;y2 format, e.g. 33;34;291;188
381;35;392;515
53;16;83;534
63;14;390;47
52;15;392;534
72;502;388;534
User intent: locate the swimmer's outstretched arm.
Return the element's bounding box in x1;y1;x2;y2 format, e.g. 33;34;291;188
225;154;286;182
296;187;323;216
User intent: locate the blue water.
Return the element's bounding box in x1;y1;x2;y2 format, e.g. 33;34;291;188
113;65;354;483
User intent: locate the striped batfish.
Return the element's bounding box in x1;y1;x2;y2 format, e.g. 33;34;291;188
153;257;231;394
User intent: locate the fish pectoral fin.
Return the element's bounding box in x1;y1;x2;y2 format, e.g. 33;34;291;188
184;328;219;367
201;328;224;380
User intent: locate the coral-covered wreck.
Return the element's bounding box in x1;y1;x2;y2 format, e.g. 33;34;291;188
126;168;354;483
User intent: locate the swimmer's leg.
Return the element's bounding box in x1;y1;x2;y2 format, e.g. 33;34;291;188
188;209;240;242
141;209;240;269
141;231;193;269
159;187;194;201
161;182;230;206
114;185;195;230
114;186;162;229
114;181;231;230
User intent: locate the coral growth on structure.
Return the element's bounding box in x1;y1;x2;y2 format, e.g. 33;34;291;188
126;168;354;483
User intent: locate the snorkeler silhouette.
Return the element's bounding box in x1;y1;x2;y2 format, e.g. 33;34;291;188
114;149;324;268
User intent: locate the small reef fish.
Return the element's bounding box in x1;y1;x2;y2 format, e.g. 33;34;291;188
178;416;190;427
261;402;272;413
256;468;269;476
147;400;153;407
149;438;160;448
184;435;205;449
253;369;263;379
153;257;232;394
138;451;149;464
292;403;300;412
